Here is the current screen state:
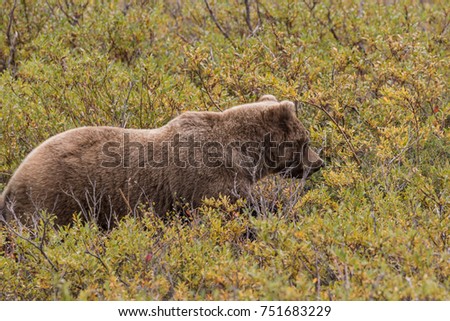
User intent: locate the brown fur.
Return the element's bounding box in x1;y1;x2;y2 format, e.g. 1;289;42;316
0;95;323;227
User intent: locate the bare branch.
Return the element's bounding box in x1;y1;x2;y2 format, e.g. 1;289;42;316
203;0;237;48
1;216;59;272
6;0;19;76
300;100;362;166
120;81;135;128
302;0;343;45
326;9;343;45
245;0;262;37
194;64;223;112
244;0;253;32
83;240;110;273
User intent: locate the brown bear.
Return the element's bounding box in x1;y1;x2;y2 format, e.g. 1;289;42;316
0;95;323;228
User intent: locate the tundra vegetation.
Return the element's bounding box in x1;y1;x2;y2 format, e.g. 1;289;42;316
0;0;448;300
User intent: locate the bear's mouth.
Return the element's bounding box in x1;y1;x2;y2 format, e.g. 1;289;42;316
279;161;322;179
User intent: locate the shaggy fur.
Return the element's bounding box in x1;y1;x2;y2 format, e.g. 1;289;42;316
0;95;323;227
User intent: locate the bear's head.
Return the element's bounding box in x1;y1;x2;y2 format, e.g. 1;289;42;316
259;95;324;179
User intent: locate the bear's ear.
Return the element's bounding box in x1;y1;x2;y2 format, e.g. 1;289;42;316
263;101;296;133
258;94;278;102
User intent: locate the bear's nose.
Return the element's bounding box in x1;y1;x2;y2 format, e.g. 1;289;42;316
317;159;325;169
310;160;324;173
308;157;324;175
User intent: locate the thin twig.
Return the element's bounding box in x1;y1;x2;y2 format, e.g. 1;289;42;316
403;176;442;207
2;218;59;272
302;0;343;45
195;65;223;111
6;0;18;76
83;241;110;273
300;100;362;166
203;0;236;48
6;0;18;48
326;8;343;45
244;0;253;33
120;81;134;128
